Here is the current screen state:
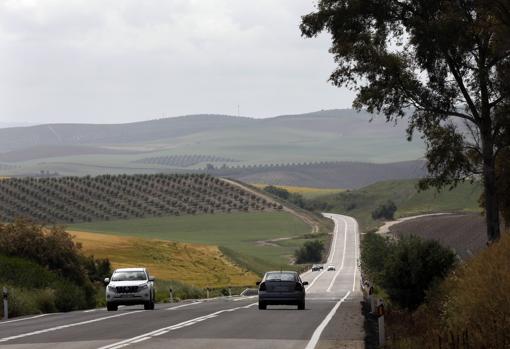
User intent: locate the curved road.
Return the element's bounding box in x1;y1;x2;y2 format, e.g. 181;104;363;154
0;214;364;349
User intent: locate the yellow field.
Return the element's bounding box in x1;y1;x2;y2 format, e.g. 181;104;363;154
69;230;258;288
252;184;344;198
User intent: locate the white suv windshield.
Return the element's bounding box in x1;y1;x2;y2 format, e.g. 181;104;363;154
111;271;147;281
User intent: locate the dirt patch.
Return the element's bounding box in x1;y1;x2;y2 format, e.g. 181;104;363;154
389;213;487;260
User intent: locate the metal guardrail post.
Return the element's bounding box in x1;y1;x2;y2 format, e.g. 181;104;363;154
377;299;385;347
2;287;8;320
168;288;174;303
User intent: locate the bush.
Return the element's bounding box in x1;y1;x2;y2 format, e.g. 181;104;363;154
371;200;397;220
361;233;456;310
294;240;325;264
263;185;290;200
381;236;456;310
53;281;88;312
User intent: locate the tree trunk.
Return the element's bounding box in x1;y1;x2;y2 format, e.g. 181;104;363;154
481;129;501;242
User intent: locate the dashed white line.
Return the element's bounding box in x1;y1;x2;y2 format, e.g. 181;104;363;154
304;291;351;349
326;216;348;292
165;301;203;310
0;311;144;343
97;303;257;349
0;313;54;325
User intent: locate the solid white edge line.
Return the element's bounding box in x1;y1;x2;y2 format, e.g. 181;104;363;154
326;216;348;292
0;310;144;343
305;291;351;349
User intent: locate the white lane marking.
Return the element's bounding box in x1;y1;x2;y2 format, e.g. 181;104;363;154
232;296;257;301
97;303;258;349
305;291;351;349
0;310;144;343
0;313;54;325
326;216;349;292
165;301;203;310
306;213;340;292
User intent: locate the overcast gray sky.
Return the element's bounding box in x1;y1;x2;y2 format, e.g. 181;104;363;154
0;0;354;124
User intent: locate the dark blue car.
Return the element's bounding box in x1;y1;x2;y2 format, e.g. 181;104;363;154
257;271;308;310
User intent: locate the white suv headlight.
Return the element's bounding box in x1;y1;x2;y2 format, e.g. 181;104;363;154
107;285;116;292
139;284;149;290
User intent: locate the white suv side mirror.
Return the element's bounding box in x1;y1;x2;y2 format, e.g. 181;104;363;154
104;278;110;285
148;276;155;282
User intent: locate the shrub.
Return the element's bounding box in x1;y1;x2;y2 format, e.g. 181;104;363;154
360;232;391;284
263;185;290;200
294;240;325;264
381;235;456;310
371;200;397;220
53;280;88;312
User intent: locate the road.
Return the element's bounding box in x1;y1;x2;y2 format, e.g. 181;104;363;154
0;214;364;349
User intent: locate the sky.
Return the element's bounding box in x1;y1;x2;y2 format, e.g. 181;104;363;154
0;0;355;124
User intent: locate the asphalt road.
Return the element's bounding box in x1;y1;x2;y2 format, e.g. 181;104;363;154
0;214;364;349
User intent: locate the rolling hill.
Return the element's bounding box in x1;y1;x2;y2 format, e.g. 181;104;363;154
0;109;425;178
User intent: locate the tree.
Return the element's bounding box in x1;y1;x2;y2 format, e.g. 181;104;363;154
301;0;510;242
371;200;397;220
294;240;325;263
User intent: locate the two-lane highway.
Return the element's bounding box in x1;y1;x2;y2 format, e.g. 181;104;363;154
0;214;364;349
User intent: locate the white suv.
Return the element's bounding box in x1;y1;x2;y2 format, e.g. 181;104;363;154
104;268;156;311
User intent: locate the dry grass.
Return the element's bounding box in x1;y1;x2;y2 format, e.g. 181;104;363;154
69;230;258;288
252;183;344;198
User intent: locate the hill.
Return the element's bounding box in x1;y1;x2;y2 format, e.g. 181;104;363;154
0;173;280;224
210;160;427;189
71;231;258;288
69;211;314;276
0;109;425;177
309;179;483;231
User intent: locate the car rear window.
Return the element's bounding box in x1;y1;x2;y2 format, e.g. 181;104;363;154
265;272;296;281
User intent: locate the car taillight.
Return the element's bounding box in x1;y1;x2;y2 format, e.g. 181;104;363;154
259;282;266;291
295;282;303;291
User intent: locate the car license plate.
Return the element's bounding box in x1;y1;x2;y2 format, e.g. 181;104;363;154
275;287;287;292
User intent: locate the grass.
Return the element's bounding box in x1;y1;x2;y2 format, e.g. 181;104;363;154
252;183;345;199
69;211;311;276
311;179;482;232
71;231;258;288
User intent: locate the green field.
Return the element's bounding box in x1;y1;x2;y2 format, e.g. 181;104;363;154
311;179;483;231
70;212;312;275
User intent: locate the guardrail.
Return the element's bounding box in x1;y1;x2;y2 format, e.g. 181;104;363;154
360;275;385;347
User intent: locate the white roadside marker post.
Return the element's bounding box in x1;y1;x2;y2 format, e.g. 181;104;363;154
169;288;174;303
228;287;232;297
377;299;385;347
369;285;376;314
2;287;8;320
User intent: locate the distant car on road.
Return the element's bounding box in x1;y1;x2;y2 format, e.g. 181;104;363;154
104;268;156;311
311;264;321;271
327;265;336;271
257;271;308;310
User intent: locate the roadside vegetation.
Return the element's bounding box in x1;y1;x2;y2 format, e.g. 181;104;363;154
0;220;111;317
294;240;325;264
383;229;510;348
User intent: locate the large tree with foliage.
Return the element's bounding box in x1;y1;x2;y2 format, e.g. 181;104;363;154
301;0;510;242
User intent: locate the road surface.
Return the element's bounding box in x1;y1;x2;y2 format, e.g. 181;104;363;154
0;214;364;349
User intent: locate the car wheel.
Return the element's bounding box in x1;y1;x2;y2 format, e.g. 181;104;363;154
298;301;305;310
258;301;267;310
144;301;154;310
106;303;118;311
